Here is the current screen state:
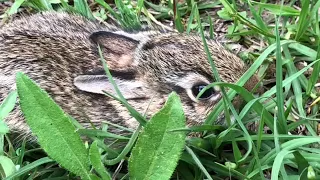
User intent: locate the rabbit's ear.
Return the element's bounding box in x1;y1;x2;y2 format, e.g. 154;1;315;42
74;75;148;99
90;31;139;70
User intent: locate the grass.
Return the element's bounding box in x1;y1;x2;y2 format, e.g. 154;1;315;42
1;0;320;179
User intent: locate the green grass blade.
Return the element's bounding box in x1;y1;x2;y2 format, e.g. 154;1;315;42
247;1;272;44
114;0;141;30
136;0;144;15
204;82;274;132
274;16;287;134
283;47;305;117
293;151;309;178
73;0;93;19
306;36;320;95
89;141;112;180
23;0;53;11
7;0;25;15
97;46;147;125
288;43;317;58
201;159;249;179
185;146;213;180
0;91;17;121
4;157;54;180
95;0;121;23
77;129;130;140
271;150;291;180
194;1;236;131
208;14;214;39
219;0;275;38
186;0;196;34
263;59;319;98
104;125;141;165
261;137;320;166
251;2;300;16
295;0;310;41
205;40;295;127
174;1;184;32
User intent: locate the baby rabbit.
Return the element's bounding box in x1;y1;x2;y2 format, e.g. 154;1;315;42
0;12;260;139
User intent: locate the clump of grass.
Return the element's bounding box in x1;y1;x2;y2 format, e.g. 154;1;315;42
1;0;320;179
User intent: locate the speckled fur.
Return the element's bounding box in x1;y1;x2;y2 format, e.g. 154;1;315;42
0;12;260;140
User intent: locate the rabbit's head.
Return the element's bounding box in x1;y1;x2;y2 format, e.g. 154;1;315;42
74;30;260;128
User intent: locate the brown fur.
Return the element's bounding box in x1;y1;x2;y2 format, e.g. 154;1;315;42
0;12;260;140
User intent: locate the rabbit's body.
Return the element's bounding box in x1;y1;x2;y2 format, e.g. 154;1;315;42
0;12;259;140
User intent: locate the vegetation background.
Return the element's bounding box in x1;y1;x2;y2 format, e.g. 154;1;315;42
1;0;320;179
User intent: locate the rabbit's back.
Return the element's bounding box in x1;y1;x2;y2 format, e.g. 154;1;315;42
0;12;125;138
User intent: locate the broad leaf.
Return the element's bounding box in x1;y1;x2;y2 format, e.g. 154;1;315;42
129;92;186;180
16;72;92;179
0;155;16;177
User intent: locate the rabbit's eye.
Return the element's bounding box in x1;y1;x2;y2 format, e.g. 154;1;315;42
191;83;215;99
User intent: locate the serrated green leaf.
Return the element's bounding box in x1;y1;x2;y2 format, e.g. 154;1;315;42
15;72;92;179
129;92;186;180
89;141;112;180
